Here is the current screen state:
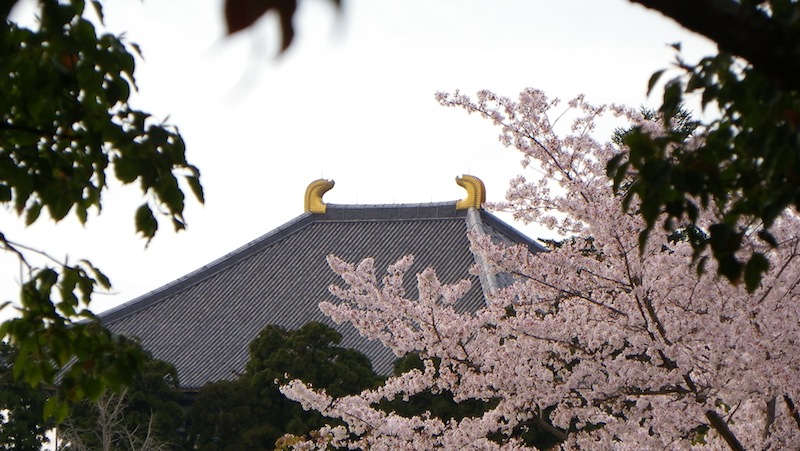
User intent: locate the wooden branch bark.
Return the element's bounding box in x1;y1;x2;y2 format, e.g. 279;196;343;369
705;409;745;451
784;395;800;430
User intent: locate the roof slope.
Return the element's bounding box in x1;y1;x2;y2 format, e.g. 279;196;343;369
101;202;544;389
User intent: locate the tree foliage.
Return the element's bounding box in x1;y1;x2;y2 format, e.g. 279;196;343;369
607;0;800;289
1;0;202;415
0;342;52;450
280;88;800;449
187;322;380;450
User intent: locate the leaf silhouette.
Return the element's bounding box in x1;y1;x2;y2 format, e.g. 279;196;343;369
224;0;342;52
224;0;297;52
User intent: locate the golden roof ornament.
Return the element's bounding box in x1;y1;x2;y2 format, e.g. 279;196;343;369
455;174;485;210
304;179;335;214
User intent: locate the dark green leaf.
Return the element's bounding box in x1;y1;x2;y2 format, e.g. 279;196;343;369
24;202;43;225
758;230;779;247
113;155;140;184
134;204;158;241
660;79;683;121
186;174;204;203
89;0;104;24
717;255;742;283
80;376;104;400
73;18;96;46
647;69;666;96
43;397;69;423
0;184;12;202
172;217;186;231
744;253;769;292
708;223;741;257
638;228;650;253
83;261;112;290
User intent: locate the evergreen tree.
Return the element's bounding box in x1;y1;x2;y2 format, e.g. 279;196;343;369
188;322;380;450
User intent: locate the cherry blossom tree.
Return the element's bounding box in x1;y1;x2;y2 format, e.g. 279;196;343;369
280;88;800;450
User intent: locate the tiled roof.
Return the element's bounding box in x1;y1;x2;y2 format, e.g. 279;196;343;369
100;202;544;390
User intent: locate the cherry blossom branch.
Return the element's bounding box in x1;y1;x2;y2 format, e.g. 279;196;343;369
705;409;745;451
510;270;628;317
784;395;800;430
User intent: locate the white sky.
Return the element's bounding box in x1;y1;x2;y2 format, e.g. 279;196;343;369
1;0;716;316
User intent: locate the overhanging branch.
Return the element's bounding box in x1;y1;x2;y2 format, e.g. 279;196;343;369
629;0;800;91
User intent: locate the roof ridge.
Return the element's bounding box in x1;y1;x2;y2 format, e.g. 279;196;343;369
323;201;464;221
326;200;457;208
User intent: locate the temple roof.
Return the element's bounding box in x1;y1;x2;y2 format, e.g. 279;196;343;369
100;178;544;390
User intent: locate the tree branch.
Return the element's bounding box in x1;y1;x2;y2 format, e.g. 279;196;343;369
628;0;800;91
705;409;745;451
511;271;629;317
0;122;46;135
764;396;777;439
532;414;568;442
784;395;800;430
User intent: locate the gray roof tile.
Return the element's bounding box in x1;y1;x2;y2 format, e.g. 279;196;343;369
101;202;544;389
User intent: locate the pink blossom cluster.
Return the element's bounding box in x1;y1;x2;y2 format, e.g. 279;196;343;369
280;89;800;450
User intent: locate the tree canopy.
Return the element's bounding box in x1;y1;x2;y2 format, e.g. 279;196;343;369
1;0;203;415
188;322;380;450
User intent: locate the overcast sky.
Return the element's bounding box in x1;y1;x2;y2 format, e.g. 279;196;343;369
1;0;716;315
